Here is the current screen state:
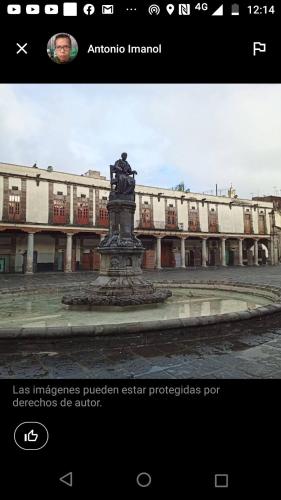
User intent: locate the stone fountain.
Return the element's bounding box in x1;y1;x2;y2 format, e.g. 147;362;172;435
62;153;172;306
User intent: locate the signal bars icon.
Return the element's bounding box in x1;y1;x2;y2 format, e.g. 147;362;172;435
212;4;223;15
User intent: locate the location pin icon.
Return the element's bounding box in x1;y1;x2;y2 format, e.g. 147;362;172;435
166;4;174;15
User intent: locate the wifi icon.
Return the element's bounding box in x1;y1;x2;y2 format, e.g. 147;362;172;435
148;4;160;15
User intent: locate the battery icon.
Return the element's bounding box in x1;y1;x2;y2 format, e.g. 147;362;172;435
231;3;239;15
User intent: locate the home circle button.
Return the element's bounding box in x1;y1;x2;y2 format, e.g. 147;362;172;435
136;472;152;488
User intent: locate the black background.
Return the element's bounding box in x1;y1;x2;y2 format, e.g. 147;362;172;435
0;0;280;494
0;1;279;82
2;379;280;494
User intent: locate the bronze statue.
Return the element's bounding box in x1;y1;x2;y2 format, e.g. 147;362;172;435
110;152;137;195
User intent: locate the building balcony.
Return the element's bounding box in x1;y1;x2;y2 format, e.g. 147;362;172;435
135;220;156;230
53;215;67;225
96;221;109;229
209;224;219;233
76;217;90;226
188;225;201;232
135;221;185;231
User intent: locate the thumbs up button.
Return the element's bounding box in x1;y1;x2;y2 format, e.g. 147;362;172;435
14;422;49;450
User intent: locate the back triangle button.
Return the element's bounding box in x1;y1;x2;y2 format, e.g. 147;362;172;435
59;472;73;487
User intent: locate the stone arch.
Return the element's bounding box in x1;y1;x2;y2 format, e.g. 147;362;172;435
0;228;27;273
250;238;269;265
225;238;240;266
185;237;202;267
207;237;221;266
75;231;102;271
243;238;255;266
160;235;181;268
22;229;66;273
137;235;157;269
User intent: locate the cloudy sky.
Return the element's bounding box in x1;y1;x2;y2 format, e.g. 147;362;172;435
0;83;280;198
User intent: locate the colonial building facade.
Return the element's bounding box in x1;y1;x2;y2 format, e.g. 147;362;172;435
0;162;280;274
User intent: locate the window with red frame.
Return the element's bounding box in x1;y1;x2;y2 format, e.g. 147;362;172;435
99;207;109;227
77;202;89;224
53;199;66;224
166;206;177;229
8;195;21;221
141;207;153;228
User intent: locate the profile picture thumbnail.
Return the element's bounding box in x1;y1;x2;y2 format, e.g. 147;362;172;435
47;33;78;64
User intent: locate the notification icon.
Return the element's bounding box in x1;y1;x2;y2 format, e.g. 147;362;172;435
26;4;40;14
179;4;190;15
7;4;21;14
83;3;95;14
45;4;59;14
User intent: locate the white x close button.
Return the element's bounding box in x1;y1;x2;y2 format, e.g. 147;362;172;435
16;43;28;55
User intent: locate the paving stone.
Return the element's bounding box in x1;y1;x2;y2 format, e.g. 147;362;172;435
266;339;281;349
87;368;133;379
3;362;49;378
237;345;281;360
205;369;256;379
134;370;176;379
131;345;172;357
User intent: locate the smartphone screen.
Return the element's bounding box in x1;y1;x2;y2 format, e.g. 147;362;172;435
0;1;280;494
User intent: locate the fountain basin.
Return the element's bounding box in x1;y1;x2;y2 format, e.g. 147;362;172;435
1;281;281;338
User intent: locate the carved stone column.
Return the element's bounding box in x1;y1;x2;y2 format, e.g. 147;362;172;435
269;238;274;265
65;233;73;273
156;236;162;270
238;238;244;266
26;232;35;274
254;239;259;266
201;237;207;267
221;237;227;266
180;237;186;268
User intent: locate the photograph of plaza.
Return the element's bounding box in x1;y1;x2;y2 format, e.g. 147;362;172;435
1;83;281;379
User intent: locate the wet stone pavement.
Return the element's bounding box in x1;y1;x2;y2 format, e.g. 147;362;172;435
1;267;281;379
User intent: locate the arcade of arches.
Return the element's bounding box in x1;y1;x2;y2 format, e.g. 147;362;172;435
0;228;273;273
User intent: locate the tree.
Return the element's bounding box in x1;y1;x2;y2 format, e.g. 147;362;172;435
172;181;190;192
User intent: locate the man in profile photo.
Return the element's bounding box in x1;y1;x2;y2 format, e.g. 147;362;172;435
52;33;74;64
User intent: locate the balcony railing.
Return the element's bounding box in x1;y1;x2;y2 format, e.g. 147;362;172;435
135;221;184;231
209;225;219;233
135;220;157;229
188;225;201;232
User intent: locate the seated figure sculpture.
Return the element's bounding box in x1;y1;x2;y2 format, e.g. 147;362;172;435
111;152;137;195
